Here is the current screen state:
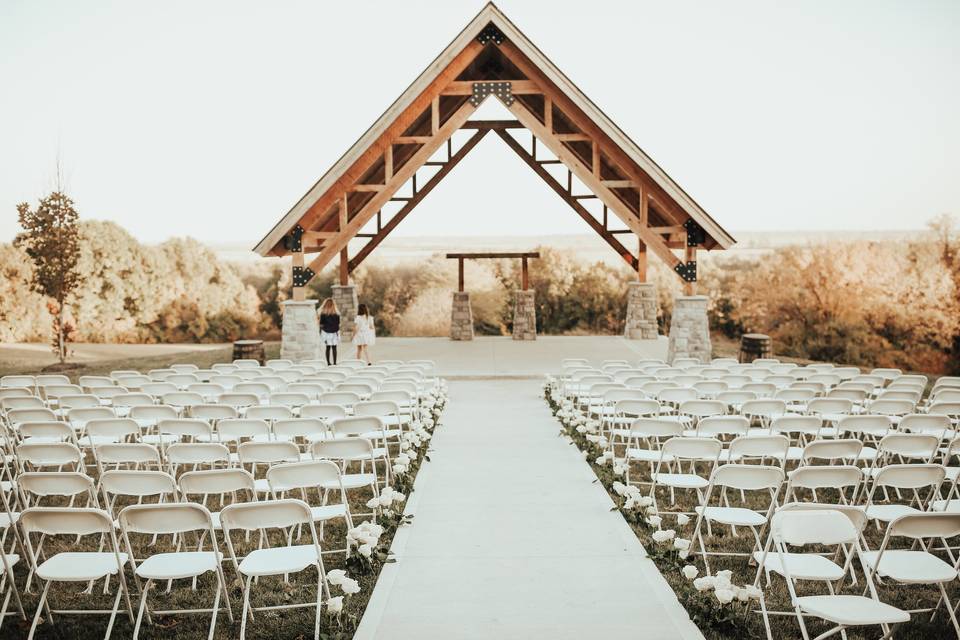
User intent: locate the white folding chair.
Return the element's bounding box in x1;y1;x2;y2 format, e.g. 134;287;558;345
119;502;233;639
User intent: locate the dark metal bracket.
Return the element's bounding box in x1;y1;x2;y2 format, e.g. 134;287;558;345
674;261;697;282
684;219;705;247
470;81;514;107
292;265;315;287
477;24;506;45
283;225;304;252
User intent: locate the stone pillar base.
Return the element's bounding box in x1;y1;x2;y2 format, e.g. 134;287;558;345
450;292;474;341
623;282;659;340
332;284;359;342
667;295;712;364
281;299;320;363
512;289;536;341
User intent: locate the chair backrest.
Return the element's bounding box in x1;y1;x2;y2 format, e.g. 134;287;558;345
113;393;155;410
801;438;863;463
614;399;660;417
300;404;349;421
273;417;327;440
661;436;722;462
217;418;270;441
625;418;684;439
331;415;383;438
871;463;945;490
710;464;783;491
899;414;952;438
929;402;960;418
807;397;853;415
658;388;698;405
189;403;237;421
354;400;401;418
838;414;893;438
867;399;915;416
311;436;375;463
238;441;301;464
20;507;114;536
85;418;139;441
695;415;749;438
19;420;75;442
740;399;787;417
101;470;178;498
888;513;960;540
120;502;215;538
158;418;213;441
17;441;83;468
179;468;256;496
218;392;260;409
266;459;342;493
246;405;295;422
322;391;361;408
772;509;858;546
728;434;790;461
877;433;939;460
19;471;96;501
95;443;161;467
786;465;862;491
220;498;314;532
771;414;823;437
130;405;178;423
165;442;230;467
678;400;726;418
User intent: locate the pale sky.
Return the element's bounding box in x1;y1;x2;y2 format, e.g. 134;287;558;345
1;0;958;247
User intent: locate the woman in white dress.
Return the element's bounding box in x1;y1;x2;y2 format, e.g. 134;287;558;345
353;303;376;364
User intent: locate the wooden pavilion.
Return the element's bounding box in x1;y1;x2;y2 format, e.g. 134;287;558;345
254;3;734;359
255;3;733;285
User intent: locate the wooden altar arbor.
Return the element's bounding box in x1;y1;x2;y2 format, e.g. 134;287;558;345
253;3;735;298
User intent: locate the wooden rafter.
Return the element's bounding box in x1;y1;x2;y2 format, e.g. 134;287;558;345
493;128;637;269
305;101;477;276
347;128;491;271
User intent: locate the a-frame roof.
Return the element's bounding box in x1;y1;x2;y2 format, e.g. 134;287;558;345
254;3;734;281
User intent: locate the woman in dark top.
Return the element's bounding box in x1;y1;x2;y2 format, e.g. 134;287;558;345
318;298;340;365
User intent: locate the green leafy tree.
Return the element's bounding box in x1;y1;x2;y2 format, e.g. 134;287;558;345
14;191;85;362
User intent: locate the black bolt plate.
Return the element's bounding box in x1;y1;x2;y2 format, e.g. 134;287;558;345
477;24;506;45
683;219;706;247
470;81;514;107
292;265;315;288
283;225;304;252
674;261;697;282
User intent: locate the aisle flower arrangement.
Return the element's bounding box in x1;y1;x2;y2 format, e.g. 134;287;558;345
542;376;759;636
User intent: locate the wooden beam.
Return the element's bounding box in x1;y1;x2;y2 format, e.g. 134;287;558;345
292;251;305;301
350;184;384;192
460;120;524;129
348;128;490;271
498;41;687;226
441;80;540;95
395;136;432;144
292;39;483;242
307;101;477;277
431;96;440;134
592;141;599;178
384;146;393;181
544;96;552;132
494;128;637;269
508;99;683;274
522;256;529;290
555;133;591;142
685;244;697;295
602;179;636;188
445;252;541;259
339;196;348;286
457;258;464;292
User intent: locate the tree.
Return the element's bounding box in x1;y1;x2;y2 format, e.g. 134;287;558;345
14;191;85;363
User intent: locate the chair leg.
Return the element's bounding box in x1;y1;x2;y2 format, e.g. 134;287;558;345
207;577;221;640
314;575;323;640
938;582;960;638
132;579;152;640
26;580;50;640
240;574;254;640
103;584;124;640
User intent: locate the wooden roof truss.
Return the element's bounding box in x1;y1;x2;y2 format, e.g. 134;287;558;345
257;5;734;300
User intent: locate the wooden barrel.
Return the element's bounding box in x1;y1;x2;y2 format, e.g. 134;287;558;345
738;333;772;363
232;339;265;365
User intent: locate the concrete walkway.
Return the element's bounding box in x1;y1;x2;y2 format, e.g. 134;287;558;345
355;378;703;639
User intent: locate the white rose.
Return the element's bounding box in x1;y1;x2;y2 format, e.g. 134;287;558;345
612;481;627;496
613;464;626;476
326;596;344;614
646;515;662;528
673;538;691;551
340;578;361;595
326;569;347;586
716;569;733;582
594;456;607;465
379;495;393;507
678;549;690;560
744;585;763;600
393;492;406;502
676;514;690;526
365;497;380;509
576;425;588;434
358;544;372;558
682;565;699;580
714;588;735;604
693;576;715;592
735;587;751;602
651;529;676;543
397;454;411;465
393;464;408;476
637;496;653;507
625;485;642;497
645;505;658;515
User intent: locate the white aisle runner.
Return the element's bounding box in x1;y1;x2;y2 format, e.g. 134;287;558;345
355;379;704;640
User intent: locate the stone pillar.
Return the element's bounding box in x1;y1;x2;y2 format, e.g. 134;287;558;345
450;291;474;341
667;295;712;364
623;282;659;340
332;284;359;342
281;299;320;363
512;289;537;340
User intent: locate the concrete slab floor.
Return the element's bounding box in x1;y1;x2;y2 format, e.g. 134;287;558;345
354;379;704;640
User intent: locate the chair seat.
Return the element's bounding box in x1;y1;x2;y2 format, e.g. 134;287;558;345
625;448;672;463
322;473;376;490
861;550;958;584
1;553;19;569
695;506;766;527
651;473;708;489
753;551;845;581
37;552;128;582
931;499;960;513
238;545;318;577
136;551;223;580
253;478;270;494
796;595;909;626
310;504;348;521
362;429;403;441
865;504;920;522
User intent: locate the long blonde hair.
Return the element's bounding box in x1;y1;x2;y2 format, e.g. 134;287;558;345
320;298;338;315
